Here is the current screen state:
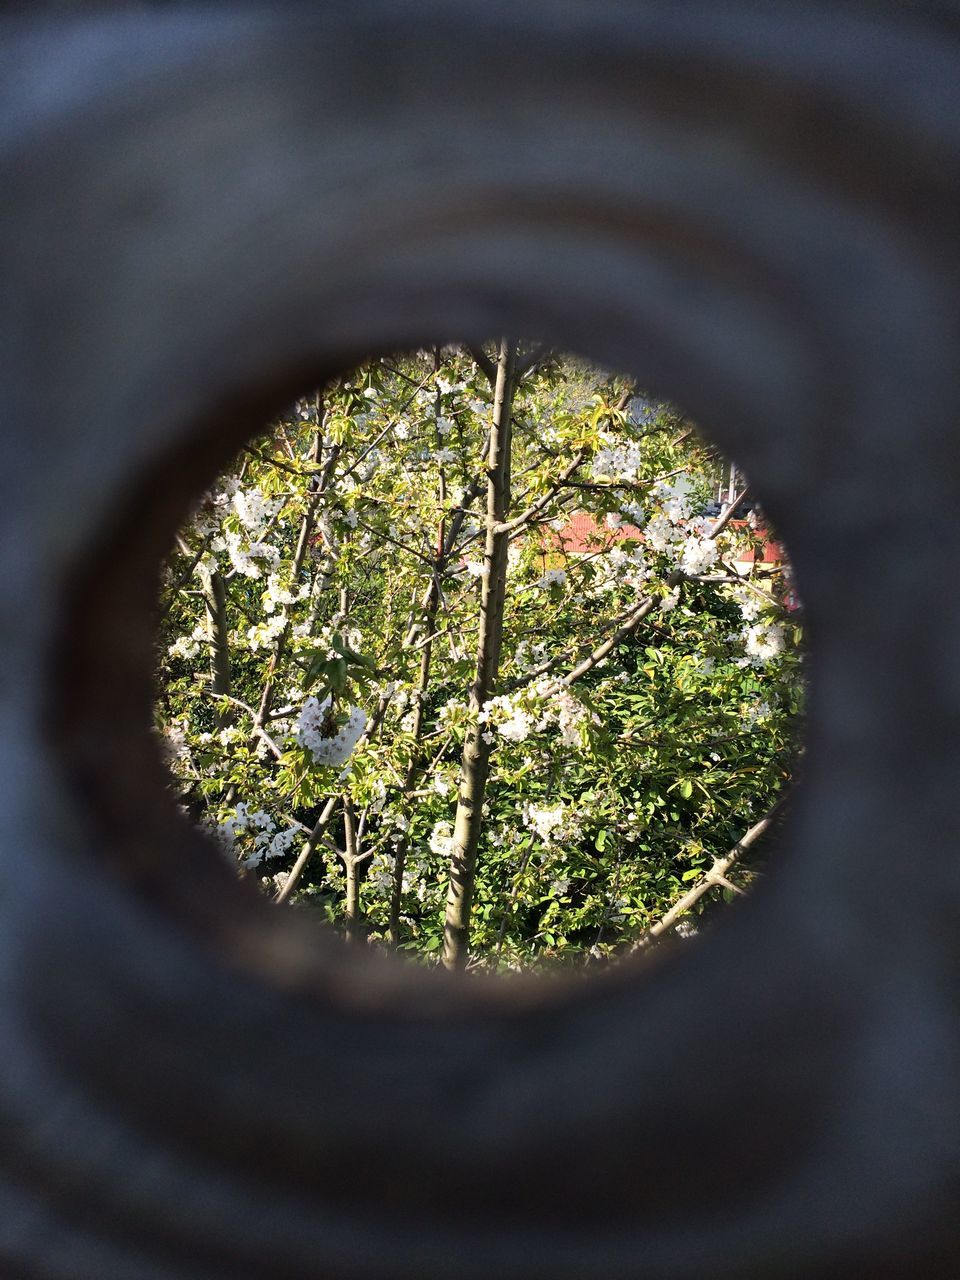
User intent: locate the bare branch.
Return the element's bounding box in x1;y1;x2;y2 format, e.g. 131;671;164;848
466;343;497;386
493;450;587;535
201;692;284;759
516;342;553;379
274;794;338;904
638;797;787;944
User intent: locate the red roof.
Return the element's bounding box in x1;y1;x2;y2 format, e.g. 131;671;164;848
552;513;785;564
549;512;797;610
553;512;642;554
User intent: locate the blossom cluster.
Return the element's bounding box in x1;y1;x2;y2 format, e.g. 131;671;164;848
264;573;308;615
368;849;426;899
522;800;581;844
232;487;282;534
523;802;566;841
596;472;721;591
602;543;650;593
246;614;286;652
429;820;456;857
726;584;788;666
743;622;786;663
368;839;441;904
219;530;280;579
478;679;595;747
297;696;367;766
592;437;646;481
168;620;210;662
202;802;302;870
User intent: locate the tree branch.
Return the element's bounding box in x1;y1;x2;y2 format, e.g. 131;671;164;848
493;450;587;535
467;344;497;386
201;691;283;759
638;797;787;945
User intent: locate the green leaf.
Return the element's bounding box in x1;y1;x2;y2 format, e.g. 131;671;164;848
329;658;348;693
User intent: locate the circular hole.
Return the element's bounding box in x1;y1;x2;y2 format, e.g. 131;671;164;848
149;342;803;974
44;331;817;1230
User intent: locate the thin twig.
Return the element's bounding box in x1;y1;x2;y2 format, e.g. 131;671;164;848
200;692;284;759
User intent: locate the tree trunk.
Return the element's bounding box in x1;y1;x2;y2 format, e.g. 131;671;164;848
442;339;517;971
342;795;363;945
200;568;235;732
389;371;485;946
252;424;332;732
388;636;434;945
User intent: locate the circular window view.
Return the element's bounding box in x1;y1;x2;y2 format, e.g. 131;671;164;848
156;342;803;972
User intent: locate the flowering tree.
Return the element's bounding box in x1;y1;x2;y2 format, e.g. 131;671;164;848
157;344;801;970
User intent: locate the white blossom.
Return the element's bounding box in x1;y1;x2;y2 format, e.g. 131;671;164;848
232;487;281;534
743;699;772;725
223;530;279;579
368;852;396;894
168;635;201;661
523;801;567;842
643;513;682;554
554;691;590;747
743;622;785;663
263;573;306;615
660;587;681;613
498;709;535;742
591;435;646;481
429;821;455;857
679;534;719;576
246;614;286;651
480;694;536;743
731;585;763;622
655;474;696;523
297;696;367;766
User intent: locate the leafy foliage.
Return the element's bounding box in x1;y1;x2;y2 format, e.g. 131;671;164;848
156;346;802;969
